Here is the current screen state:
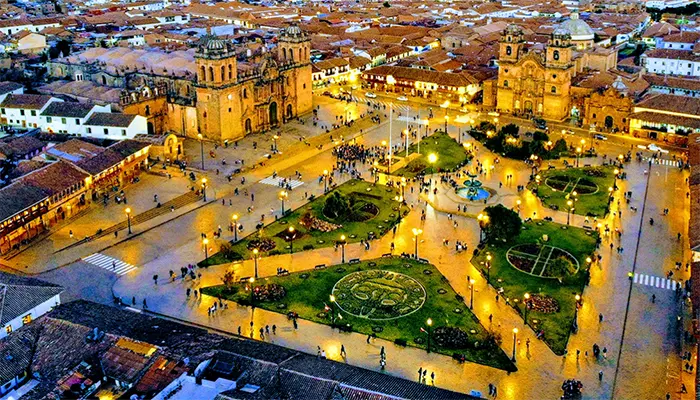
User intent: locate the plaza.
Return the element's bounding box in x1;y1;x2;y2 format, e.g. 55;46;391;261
5;92;694;400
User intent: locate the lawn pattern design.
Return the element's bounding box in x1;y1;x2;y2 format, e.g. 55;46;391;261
331;270;427;320
544;176;599;195
506;244;580;278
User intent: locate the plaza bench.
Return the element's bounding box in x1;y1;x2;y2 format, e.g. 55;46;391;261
314;264;326;270
381;253;393;258
348;258;361;264
238;276;252;283
418;258;429;264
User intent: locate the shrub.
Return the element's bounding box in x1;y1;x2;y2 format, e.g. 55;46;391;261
394;338;407;346
269;250;282;256
324;191;350;219
303;244;314;251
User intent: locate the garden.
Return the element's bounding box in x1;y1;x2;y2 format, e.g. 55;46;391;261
528;166;616;217
201;179;409;265
394;131;471;177
202;257;516;371
471;220;597;355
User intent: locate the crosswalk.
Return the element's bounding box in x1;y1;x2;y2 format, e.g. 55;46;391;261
633;273;679;291
83;253;137;275
259;176;304;189
644;157;683;167
350;95;411;113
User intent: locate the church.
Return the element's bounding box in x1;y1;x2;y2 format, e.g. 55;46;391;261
492;15;618;121
195;25;313;142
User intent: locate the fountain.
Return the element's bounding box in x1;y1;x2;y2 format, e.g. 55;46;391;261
456;172;491;201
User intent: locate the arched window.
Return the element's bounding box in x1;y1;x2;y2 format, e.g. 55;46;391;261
506;46;512;56
200;66;206;81
553;50;559;61
305;47;308;60
283;48;287;60
245;118;252;134
203;111;207;118
503;80;509;88
101;75;107;85
208;66;214;82
228;64;233;80
243;88;248;99
220;66;225;81
145;105;150;116
299;48;302;60
551;86;557;93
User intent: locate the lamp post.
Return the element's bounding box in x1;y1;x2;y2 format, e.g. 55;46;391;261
329;295;337;327
232;214;239;242
287;226;295;253
445;115;449;134
400;177;406;199
426;318;433;353
253;248;259;279
566;199;573;225
339;234;346;263
279;190;288;215
477;213;489;242
427;153;437;174
613;168;620;190
412;228;422;259
273;134;279;152
524;293;530;324
249;277;255;307
125;207;132;234
576;147;582;167
573;294;581;333
516;199;521;215
201;178;207;201
469;278;475;309
511;328;518;362
323;169;329;192
203;238;209;261
198;133;204;170
486;254;492;285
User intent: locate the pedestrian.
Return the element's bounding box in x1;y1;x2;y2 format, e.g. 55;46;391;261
69;230;73;238
238;326;241;336
526;338;530;351
598;370;603;381
681;384;688;394
489;314;493;323
266;325;270;334
380;346;385;358
321;350;326;359
367;334;371;344
430;371;435;385
317;346;321;357
493;386;498;398
599;313;603;323
293;318;298;329
495;294;499;303
340;344;346;358
418;367;423;382
272;324;276;334
576;349;580;359
142;298;147;309
602;347;607;358
488;383;494;396
260;328;264;339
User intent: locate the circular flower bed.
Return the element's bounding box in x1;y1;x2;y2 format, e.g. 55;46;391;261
252;284;286;302
247;238;276;252
529;294;559;313
433;326;469;348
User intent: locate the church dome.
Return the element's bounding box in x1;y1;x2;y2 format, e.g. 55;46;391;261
504;24;523;36
558;14;594;41
206;38;226;51
285;25;302;36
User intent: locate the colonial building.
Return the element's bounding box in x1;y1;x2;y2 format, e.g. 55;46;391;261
195;26;312;142
495;25;575;120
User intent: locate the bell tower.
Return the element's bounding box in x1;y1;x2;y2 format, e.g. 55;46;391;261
277;24;310;65
195;35;240;142
543;28;574;120
546;29;573;69
499;24;525;64
277;24;312;123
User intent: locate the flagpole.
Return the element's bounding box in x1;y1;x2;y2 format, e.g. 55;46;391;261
389;103;392;174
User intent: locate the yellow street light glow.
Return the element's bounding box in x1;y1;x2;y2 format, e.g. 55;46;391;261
232;214;239;221
427;318;433;326
608;186;613;192
330;294;336;302
202;238;209;245
412;228;423;236
428;153;438;164
586;257;592;263
469;279;476;285
253;248;259;255
197;133;202;140
516;199;522;205
614;169;620;175
524;293;530;300
381;140;387;146
340;234;346;241
201;177;207;184
323;169;328;176
487;254;492;261
513;328;518;334
576;147;582;153
249;277;255;283
125;207;131;214
567;200;573;206
575;294;581;301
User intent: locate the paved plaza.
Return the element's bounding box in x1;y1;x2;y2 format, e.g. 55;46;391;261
8;95;694;400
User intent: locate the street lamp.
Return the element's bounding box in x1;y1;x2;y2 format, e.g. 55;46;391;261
512;328;518;362
412;228;423;259
516;199;522;214
323;169;329;192
613;168;620;190
197;133;204;170
329;294;337;326
486;254;492;284
201;178;207;201
427;153;437;174
445;115;449;134
279;190;288;215
576;147;582;167
249;277;255;307
426;318;433;353
524;293;530;324
469;278;475;309
566;199;573;225
573;294;581;333
203;238;209;261
400;177;407;198
125;207;132;234
253;248;259;279
287;226;295;253
477;213;489;242
339;234;346;263
232;214;239;242
273;134;279;152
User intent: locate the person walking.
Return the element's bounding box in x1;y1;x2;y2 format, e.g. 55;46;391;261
380;346;385;358
418;367;423;382
430;371;435;385
526;338;530;352
340;345;346;358
598;370;603;381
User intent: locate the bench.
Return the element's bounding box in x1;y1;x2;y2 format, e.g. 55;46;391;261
381;253;393;258
314;264;326;270
418;258;429;264
238;276;252;283
348;258;361;264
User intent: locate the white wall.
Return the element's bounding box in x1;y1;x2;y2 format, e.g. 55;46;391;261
1;294;61;340
42;104;111;134
643;56;700;76
2;98;63;128
84;115;147;140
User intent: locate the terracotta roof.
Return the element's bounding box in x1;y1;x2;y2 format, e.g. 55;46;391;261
0;81;22;95
100;342;155;384
645;74;700;91
628;111;700;129
75;148;125;175
0;271;63;326
84;112;137;128
644;48;700;62
662;31;700;44
0;329;34;384
6;136;44;155
133;356;188;394
40;102;96;118
635;93;700;116
364;65;479;87
0;94;54;110
108;139;150;158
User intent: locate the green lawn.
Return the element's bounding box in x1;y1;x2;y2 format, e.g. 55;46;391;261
395;131;471;177
529;166;616;217
471;221;597;355
202;257;516;371
201;179;408;266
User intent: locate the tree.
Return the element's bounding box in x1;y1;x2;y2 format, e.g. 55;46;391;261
484;204;522;242
383;1;391;6
222;270;236;290
500;123;519;138
323;191;350;219
552;138;568;155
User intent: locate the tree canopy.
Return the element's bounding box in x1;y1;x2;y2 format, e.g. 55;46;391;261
484;204;522;242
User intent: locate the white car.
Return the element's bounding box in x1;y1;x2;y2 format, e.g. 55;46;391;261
397;96;408;101
488;111;500;117
647;144;669;153
365;92;377;98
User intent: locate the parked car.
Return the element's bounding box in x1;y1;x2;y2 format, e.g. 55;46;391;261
561;129;574;135
366;92;377;98
488;111;500;116
647;144;669;153
593;133;608;141
533;118;548;130
397;96;408;101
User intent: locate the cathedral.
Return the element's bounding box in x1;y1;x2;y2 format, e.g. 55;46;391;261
195;25;313;142
493;15;618;122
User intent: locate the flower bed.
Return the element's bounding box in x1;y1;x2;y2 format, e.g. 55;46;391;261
433;326;470;348
253;284;286;302
300;213;342;232
247;238;276;252
529;294;559;313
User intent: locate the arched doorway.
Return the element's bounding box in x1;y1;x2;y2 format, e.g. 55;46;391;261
147;122;154;135
270;102;278;126
604;116;614;129
286;104;293;119
245;119;252;134
524;100;533;113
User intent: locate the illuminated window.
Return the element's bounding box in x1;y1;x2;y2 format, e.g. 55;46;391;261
5;325;11;334
22;314;31;325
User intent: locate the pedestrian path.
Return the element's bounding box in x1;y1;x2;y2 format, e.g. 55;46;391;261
83;253;137;275
643;157;683;167
351;96;411;113
633;273;679;290
259;176;304;189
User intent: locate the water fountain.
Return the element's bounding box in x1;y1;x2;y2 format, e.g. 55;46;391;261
456;172;491;201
